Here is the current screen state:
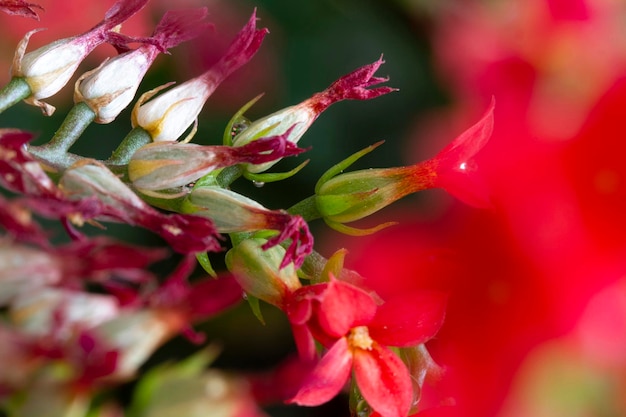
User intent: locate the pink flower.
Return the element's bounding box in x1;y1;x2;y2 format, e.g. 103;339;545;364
285;277;447;417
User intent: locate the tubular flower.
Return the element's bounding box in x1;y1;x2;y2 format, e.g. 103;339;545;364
10;0;149;115
0;0;42;20
315;100;495;235
185;186;313;268
58;160;223;254
232;57;396;173
75;8;211;124
285;277;447;417
129;126;304;191
131;10;268;142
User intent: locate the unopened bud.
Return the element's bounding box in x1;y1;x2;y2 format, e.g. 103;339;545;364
226;238;301;307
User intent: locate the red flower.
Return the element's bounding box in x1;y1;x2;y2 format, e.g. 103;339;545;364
285;277;447;417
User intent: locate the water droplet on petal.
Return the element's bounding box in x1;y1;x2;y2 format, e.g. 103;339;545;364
231;116;251;138
252;180;265;188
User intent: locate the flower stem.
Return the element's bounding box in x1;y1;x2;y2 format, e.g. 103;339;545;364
288;195;321;222
0;77;31;114
108;127;152;165
47;102;96;152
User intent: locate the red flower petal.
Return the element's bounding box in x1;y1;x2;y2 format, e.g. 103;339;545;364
316;278;378;338
369;291;447;348
288;337;353;406
353;343;413;417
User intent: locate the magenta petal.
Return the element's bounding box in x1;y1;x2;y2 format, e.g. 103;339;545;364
262;214;313;269
102;0;149;30
230;124;306;165
368;291;447;348
317;278;378;338
288;337;352;406
210;9;269;83
152;8;212;52
353;343;413;417
0;0;43;20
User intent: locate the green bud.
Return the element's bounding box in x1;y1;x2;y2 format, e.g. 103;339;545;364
225;238;301;307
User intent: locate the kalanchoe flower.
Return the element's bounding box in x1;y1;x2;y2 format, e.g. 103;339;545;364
0;0;43;20
10;0;149;115
58;160;223;254
131;10;268;142
315;100;495;235
285;277;447;417
75;8;211;124
129;125;304;191
232;57;396;173
225;238;302;307
185;186;313;268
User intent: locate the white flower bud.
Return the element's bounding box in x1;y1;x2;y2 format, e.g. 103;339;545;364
132;77;211;142
75;48;156;124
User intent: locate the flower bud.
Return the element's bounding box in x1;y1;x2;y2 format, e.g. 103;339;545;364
232;57;396;173
10;0;149;115
128;127;303;191
75;48;156;124
226;238;301;307
10;288;119;338
74;8;210;124
0;244;61;305
315;100;495;235
186;186;313;267
132;11;267;142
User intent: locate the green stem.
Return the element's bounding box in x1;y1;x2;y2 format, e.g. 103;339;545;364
287;195;321;222
46;102;96;152
216;165;244;188
107;127;152;165
0;77;31;114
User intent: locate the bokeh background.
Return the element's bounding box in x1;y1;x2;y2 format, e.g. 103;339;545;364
3;0;626;416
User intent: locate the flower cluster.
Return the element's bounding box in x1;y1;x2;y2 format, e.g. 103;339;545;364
0;2;494;417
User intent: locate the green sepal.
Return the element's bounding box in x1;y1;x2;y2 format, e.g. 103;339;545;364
324;218;397;236
315;140;385;193
246;293;265;324
318;248;348;283
223;93;264;146
243;159;310;183
196;252;217;278
315;189;379;217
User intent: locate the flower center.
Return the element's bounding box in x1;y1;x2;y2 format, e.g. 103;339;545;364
348;326;373;350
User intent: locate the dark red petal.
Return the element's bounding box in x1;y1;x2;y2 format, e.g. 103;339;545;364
369;291;447;348
316;278;377;338
353;343;413;417
288;337;353;406
208;9;269;84
102;0;149;30
0;0;43;20
262;214;313;269
310;57;397;113
152;8;212;52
